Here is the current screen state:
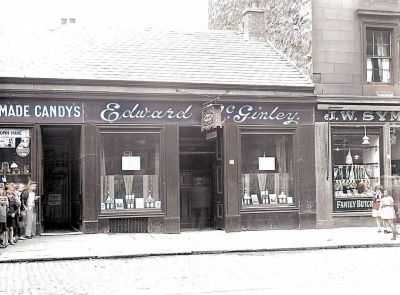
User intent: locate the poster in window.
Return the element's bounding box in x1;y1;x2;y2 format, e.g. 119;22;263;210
0;137;15;148
269;194;277;204
259;156;275;171
122;156;141;171
115;198;124;210
251;194;259;205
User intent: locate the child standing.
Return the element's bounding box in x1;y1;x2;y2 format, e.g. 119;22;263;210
380;190;397;240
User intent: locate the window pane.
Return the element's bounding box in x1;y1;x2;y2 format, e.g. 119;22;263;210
367;69;373;82
367;44;374;56
366;30;373;45
382;31;391;45
367;58;391;83
374;31;383;46
100;132;161;211
381;44;391;57
240;133;294;208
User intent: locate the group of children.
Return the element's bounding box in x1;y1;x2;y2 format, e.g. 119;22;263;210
0;181;38;248
372;186;398;240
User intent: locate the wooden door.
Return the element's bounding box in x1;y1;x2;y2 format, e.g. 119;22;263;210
43;140;70;227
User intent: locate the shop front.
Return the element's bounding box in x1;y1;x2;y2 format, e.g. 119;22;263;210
316;105;400;227
0;97;316;234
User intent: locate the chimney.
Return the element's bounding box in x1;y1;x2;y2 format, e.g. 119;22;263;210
242;0;265;42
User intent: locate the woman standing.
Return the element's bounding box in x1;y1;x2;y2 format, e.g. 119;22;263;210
380;190;397;240
24;181;39;239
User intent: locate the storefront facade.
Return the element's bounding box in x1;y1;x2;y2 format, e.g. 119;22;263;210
316;103;400;227
0;85;316;234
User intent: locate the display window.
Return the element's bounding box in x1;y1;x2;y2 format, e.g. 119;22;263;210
100;129;161;211
240;131;295;209
0;128;32;192
331;127;381;212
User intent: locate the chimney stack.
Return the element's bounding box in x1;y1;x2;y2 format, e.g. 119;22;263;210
242;0;265;42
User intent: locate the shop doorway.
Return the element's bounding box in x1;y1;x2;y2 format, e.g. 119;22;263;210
40;126;81;233
179;127;224;230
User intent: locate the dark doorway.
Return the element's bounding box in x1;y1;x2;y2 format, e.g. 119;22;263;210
179;127;215;229
41;126;81;232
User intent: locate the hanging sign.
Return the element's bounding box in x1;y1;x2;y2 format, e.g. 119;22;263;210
201;103;222;131
205;128;218;140
16;138;30;157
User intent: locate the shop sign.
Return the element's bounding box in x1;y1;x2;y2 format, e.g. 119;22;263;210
201;104;222;131
0;100;83;123
335;198;373;212
318;110;400;123
93;101;309;125
0;99;313;126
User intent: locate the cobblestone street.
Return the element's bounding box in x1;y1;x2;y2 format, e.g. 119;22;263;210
1;247;399;295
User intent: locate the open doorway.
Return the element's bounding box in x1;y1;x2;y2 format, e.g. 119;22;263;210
41;126;81;233
179;127;216;230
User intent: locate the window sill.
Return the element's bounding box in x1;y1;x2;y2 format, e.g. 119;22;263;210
241;205;298;213
98;209;164;219
333;211;371;217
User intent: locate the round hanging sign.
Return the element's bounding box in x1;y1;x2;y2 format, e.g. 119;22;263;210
16;146;30;157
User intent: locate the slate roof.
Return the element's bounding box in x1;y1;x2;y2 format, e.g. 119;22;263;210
0;27;313;87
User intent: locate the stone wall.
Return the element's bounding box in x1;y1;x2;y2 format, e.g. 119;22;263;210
208;0;312;76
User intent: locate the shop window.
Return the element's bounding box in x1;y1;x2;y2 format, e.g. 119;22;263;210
100;130;161;211
240;132;295;209
332;127;381;213
366;29;392;83
0;128;32;190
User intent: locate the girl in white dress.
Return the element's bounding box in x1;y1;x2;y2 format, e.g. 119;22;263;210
380;190;397;240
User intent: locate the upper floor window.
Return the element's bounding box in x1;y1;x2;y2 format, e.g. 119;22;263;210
366;29;392;83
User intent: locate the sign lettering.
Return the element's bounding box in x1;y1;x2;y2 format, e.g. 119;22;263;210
0;99;313;125
320;110;400;123
335;198;373;212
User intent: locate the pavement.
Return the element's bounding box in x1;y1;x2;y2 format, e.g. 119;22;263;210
0;226;399;263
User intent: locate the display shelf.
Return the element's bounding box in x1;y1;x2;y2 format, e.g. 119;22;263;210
1;173;31;176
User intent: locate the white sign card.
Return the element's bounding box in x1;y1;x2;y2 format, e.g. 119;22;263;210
0;138;15;148
0;129;30;138
115;198;124;210
135;198;144;209
122;156;141;171
269;194;277;204
251;194;259;205
259;156;275;171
